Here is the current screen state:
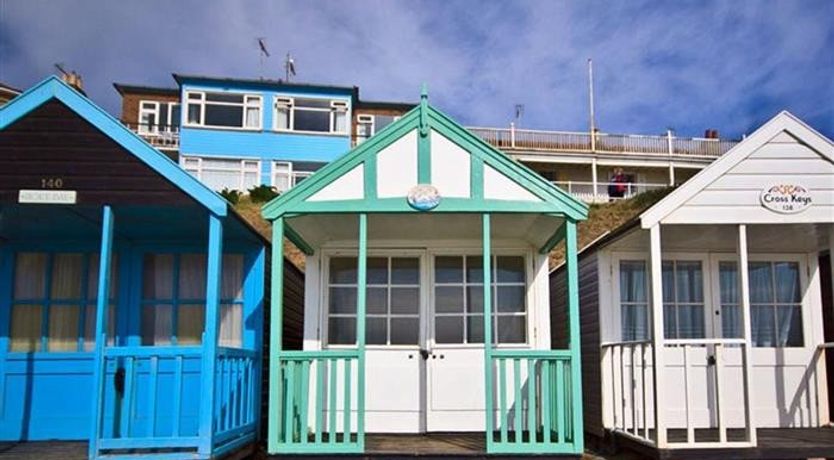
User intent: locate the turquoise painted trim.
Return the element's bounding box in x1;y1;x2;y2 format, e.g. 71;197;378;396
471;155;484;200
565;219;584;454
267;218;284;454
482;214;494;448
0;244;12;419
261;89;587;221
197;214;224;456
364;156;377;201
417;86;431;184
282;197;567;215
356;214;367;451
284;222;314;256
89;205;114;459
0;76;227;216
538;221;567;255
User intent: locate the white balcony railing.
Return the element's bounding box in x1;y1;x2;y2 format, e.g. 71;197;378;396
124;123;180;150
552;180;668;203
467;126;738;158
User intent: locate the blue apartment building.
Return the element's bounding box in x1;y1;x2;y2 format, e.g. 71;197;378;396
116;75;413;193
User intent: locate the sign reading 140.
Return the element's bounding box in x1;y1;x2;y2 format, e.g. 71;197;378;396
41;177;65;189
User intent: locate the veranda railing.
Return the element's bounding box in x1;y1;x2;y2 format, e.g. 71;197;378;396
552;180;668;203
489;349;577;453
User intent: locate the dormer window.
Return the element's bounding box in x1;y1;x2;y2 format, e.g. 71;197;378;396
184;91;262;130
273;96;349;135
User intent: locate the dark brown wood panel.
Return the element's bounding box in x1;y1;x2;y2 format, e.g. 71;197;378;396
0;100;194;207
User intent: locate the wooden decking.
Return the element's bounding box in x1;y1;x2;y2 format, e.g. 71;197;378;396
611;427;834;460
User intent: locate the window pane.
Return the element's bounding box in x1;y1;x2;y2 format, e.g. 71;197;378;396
467;315;484;344
466;285;484;313
435;316;463;343
203;169;241;191
367;257;388;284
275;108;290;130
776;305;803;347
752;305;775;347
496;286;525;313
142;304;172;345
219;304;242;347
334;111;348;133
187;104;201;124
48;305;80;351
663;304;677;339
496;256;525;283
329;317;356;345
205;104;244;127
51;253;83;299
620;261;647;303
436;256;463;283
179;254;207;299
675;261;703;303
143;254;174;299
749;262;773;303
661;262;675;303
390;318;419;345
294;109;330;132
435;286;463;313
170;105;181;127
497;316;526;343
245;106;260;128
330;257;357;284
367;287;387;315
295;98;332;109
14;253;47;299
719;262;738;305
621;304;648;341
206;93;244;104
466;256;483;283
676;305;705;338
774;262;800;303
222;254;244;300
329;287;357;314
722;305;742;338
177;304;204;345
375;115;396;131
391;258;419;285
10;304;42;351
390;287;419;315
367;317;387;345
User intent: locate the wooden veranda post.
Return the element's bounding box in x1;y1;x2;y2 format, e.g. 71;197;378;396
268;217;284;453
89;205;114;459
482;214;494;448
649;224;667;447
198;213;224;456
565;219;584;452
737;225;757;445
357;213;368;449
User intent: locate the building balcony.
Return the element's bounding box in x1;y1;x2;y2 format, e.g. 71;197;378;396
553;180;669;203
468;126;739;159
124;122;180;151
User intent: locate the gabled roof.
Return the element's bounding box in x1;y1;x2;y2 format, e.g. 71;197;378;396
640;111;834;228
0;76;227;216
262;88;588;221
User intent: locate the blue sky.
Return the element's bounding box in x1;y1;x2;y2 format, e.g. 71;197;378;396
1;0;832;139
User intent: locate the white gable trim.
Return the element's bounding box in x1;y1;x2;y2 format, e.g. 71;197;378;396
640;111;834;228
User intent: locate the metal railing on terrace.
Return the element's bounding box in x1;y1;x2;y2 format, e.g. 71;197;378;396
124;122;180;150
467;125;739;158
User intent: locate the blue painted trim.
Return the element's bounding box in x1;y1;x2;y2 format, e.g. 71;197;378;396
197;213;223;456
89;205;114;459
0;244;13;418
0;76;228;217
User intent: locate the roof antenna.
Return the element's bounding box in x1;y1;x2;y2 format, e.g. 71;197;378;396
257;37;270;80
285;53;296;82
514;104;524;127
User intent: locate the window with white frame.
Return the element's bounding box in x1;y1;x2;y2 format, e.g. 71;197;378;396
141;253;244;347
434;255;527;345
619;260;649;341
718;261;803;347
182;156;260;191
138;100;181;134
274;96;349;134
355;114;400;144
184;91;261;129
271;161;321;192
662;260;705;339
327;256;421;346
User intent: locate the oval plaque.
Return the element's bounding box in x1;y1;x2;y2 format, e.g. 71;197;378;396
407;184;441;211
760;183;812;214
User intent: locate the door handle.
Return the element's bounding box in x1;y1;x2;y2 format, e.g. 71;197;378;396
707;355;716;366
114;367;126;395
419;349;430;360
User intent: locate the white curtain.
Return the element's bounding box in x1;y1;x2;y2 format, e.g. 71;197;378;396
219;255;244;347
142;254;174;345
619;261;648;341
48;254;83;352
11;253;46;352
718;262;741;338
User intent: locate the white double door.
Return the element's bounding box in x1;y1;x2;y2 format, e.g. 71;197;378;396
362;251;488;433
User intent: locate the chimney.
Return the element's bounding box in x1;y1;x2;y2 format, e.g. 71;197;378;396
62;71;85;95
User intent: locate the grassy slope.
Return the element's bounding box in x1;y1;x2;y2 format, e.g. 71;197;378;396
233;196;307;270
548;188;673;269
